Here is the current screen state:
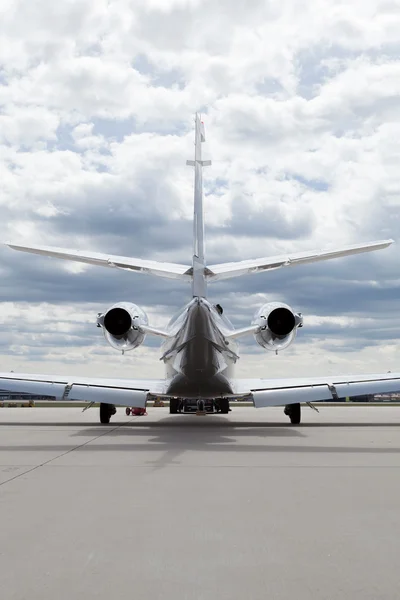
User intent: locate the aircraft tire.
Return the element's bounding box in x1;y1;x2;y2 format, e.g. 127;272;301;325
284;403;301;424
169;398;179;414
219;398;230;414
100;402;115;424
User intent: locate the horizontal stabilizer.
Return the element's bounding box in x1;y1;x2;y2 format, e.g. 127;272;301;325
207;239;393;281
6;243;191;281
186;160;212;167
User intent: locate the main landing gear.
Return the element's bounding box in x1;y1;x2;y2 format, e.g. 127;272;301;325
197;399;205;413
168;398;231;414
284;403;301;424
169;398;182;414
100;402;116;424
216;398;230;414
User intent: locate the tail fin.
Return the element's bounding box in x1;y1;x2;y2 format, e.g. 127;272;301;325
186;113;211;297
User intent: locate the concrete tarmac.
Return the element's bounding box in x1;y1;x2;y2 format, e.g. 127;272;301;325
1;406;400;600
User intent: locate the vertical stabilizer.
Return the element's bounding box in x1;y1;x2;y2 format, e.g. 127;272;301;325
186;114;211;297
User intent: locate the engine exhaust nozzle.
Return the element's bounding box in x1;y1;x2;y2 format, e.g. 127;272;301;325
104;308;132;337
267;307;296;338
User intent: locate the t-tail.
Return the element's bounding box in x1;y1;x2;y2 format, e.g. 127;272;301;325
5;114;393;287
186;113;211;298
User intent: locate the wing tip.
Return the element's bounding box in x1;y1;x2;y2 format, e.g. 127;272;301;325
5;241;23;251
369;239;394;251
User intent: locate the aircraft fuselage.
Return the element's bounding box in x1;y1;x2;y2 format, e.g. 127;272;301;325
162;297;238;398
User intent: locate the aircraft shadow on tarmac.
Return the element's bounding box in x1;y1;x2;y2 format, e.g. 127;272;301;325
2;417;400;465
2;417;400;428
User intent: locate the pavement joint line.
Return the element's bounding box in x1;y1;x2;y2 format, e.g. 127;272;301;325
0;419;132;488
18;464;400;469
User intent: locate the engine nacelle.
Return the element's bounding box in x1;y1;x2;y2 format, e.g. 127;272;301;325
252;302;303;352
97;302;148;351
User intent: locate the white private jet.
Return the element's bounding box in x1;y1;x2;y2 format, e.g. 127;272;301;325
3;114;399;424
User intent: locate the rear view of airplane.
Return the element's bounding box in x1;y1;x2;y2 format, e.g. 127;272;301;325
3;115;400;424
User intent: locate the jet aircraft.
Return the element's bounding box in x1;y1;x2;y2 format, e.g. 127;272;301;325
3;115;399;424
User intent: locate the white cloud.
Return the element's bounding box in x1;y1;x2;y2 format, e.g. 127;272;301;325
0;105;59;146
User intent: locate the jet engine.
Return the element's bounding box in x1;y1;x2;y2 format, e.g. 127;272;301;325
252;302;303;351
97;302;148;351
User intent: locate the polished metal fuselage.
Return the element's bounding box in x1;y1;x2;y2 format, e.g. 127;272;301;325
161;297;238;398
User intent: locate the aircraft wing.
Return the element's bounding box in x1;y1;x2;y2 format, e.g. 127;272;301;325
207;239;394;281
0;372;168;408
1;371;400;409
5;243;191;281
232;373;400;407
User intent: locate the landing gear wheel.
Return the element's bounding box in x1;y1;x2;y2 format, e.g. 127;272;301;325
219;398;230;414
197;399;205;412
100;403;116;424
284;403;301;424
169;398;179;414
125;407;131;416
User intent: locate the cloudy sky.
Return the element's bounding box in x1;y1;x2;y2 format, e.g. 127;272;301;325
0;0;399;380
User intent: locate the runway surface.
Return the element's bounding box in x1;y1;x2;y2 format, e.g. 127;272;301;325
1;405;400;600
